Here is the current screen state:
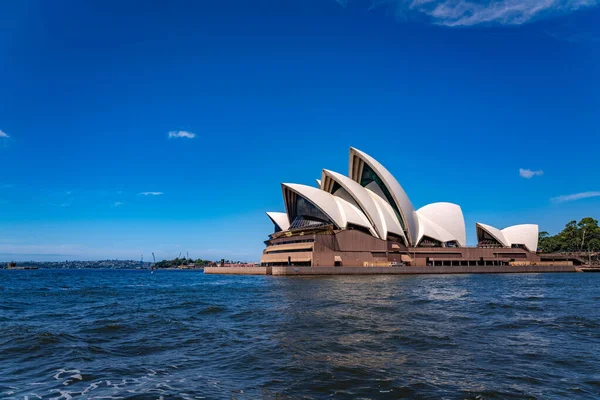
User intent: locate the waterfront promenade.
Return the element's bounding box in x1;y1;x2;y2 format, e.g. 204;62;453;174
205;264;578;275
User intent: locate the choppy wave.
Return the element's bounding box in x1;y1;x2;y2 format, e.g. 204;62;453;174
1;270;600;398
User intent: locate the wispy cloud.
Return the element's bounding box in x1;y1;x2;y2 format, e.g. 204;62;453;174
138;191;164;196
519;168;544;179
168;130;196;139
551;191;600;203
113;201;124;207
0;129;9;138
340;0;600;26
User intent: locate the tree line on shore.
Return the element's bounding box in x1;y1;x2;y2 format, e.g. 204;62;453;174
154;258;213;269
153;258;250;268
539;217;600;254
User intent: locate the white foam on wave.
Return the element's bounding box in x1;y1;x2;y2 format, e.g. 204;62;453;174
49;389;73;400
62;372;83;386
24;364;191;399
156;382;175;390
53;369;81;380
81;381;101;395
105;379;127;389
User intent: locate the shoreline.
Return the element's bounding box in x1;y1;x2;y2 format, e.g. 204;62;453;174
205;264;579;276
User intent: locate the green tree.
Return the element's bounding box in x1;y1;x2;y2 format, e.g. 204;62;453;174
538;217;600;254
577;217;600;252
539;231;560;253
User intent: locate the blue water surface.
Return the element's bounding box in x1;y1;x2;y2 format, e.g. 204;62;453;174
1;270;600;399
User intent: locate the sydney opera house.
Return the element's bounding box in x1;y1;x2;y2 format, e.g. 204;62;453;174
261;147;544;268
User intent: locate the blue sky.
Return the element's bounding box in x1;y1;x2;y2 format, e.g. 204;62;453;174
1;0;599;261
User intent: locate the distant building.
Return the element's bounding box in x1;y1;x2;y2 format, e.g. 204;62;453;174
261;147;548;267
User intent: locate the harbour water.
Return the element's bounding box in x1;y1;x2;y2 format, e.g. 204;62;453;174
1;270;600;399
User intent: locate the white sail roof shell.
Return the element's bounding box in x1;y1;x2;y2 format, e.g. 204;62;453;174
283;183;374;233
477;222;539;252
502;224;539;252
416;213;458;245
476;223;510;247
416;202;466;247
349;147;419;246
282;183;346;229
334;197;377;235
266;212;290;232
273;147;538;251
322;169;386;240
366;189;407;245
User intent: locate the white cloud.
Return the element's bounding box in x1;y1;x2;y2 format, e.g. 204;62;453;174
342;0;600;26
113;201;124;207
138;192;164;196
0;129;9;138
168;130;196;139
519;168;544;179
551;191;600;203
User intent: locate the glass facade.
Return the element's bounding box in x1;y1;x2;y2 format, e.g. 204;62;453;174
288;194;334;230
360;163;407;231
289;216;328;230
418;236;442;247
477;231;503;248
296;195;331;222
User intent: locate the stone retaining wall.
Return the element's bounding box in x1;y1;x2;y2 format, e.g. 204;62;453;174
204;264;578;276
271;265;578;275
204;266;271;275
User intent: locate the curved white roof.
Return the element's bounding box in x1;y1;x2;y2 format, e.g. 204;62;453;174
322;169;386;240
282;183;346;228
366;188;407;245
476;223;510;247
417;213;457;245
349;147;419;246
266;212;290;232
271;147;539;251
502;224;539;252
417;203;466;247
334;197;377;236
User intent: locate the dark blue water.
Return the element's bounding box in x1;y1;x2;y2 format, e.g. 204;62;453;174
1;270;600;399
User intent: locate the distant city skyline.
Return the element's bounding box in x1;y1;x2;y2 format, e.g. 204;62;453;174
1;0;599;261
